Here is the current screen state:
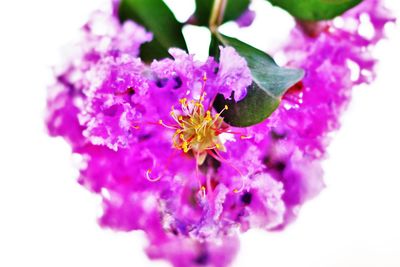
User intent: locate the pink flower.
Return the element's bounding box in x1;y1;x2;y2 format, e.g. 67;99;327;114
46;0;394;266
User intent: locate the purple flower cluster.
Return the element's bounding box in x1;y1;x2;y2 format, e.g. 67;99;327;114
46;1;393;266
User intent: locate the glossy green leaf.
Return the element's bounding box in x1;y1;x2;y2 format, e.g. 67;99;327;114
118;0;187;61
214;34;304;127
214;83;280;127
267;0;363;21
194;0;250;26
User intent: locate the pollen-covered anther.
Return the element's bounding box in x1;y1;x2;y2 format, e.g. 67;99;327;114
205;111;212;122
182;141;189;153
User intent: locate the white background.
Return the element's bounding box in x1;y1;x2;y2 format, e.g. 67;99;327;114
0;0;399;266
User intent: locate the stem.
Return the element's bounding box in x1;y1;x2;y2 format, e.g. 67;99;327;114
209;0;227;34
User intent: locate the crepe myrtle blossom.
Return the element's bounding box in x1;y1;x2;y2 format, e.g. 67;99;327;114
46;0;393;266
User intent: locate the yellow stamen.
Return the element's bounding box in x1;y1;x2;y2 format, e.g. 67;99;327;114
179;98;187;107
205;111;212;122
182;141;189;153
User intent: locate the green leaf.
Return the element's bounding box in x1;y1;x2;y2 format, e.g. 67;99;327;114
214;34;304;127
118;0;187;61
209;34;221;59
220;35;304;98
214;83;280;127
139;39;170;62
266;0;363;21
194;0;250;26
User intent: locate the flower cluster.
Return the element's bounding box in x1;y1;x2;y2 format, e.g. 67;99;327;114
46;1;393;266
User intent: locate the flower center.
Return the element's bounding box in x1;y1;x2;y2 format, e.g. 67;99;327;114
153;87;250;192
165;94;228;161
